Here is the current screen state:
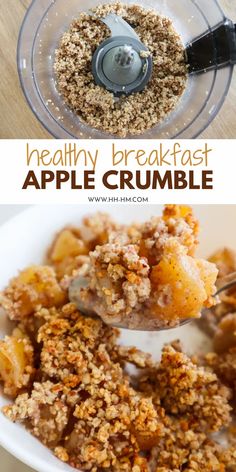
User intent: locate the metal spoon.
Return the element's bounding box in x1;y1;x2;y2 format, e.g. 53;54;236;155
69;272;236;331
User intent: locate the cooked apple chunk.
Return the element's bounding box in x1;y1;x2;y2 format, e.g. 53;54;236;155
0;329;34;397
47;228;88;279
47;214;119;279
150;246;218;324
0;265;66;321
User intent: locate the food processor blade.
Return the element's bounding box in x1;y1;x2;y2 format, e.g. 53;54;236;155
91;14;153;96
101;13;140;41
186;18;236;74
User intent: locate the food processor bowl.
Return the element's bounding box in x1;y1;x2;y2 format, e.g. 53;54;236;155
17;0;235;139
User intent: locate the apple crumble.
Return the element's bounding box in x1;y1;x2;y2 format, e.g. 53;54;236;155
54;3;187;137
201;247;236;412
0;207;235;471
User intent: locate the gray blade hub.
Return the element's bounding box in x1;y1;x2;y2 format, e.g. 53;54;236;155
91;14;153;96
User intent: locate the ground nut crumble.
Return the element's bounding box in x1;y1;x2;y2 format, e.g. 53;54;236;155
0;207;235;471
54;3;187;137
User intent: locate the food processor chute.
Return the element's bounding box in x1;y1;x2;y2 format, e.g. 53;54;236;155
186;18;236;73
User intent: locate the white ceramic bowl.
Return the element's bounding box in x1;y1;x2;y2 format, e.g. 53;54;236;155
0;204;235;472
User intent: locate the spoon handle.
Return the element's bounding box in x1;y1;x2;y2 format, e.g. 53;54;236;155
215;271;236;296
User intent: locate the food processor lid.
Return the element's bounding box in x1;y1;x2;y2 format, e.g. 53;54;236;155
186;18;236;74
92;14;153;96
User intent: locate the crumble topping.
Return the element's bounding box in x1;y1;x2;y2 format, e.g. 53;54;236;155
2;305;235;471
0;207;235;471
